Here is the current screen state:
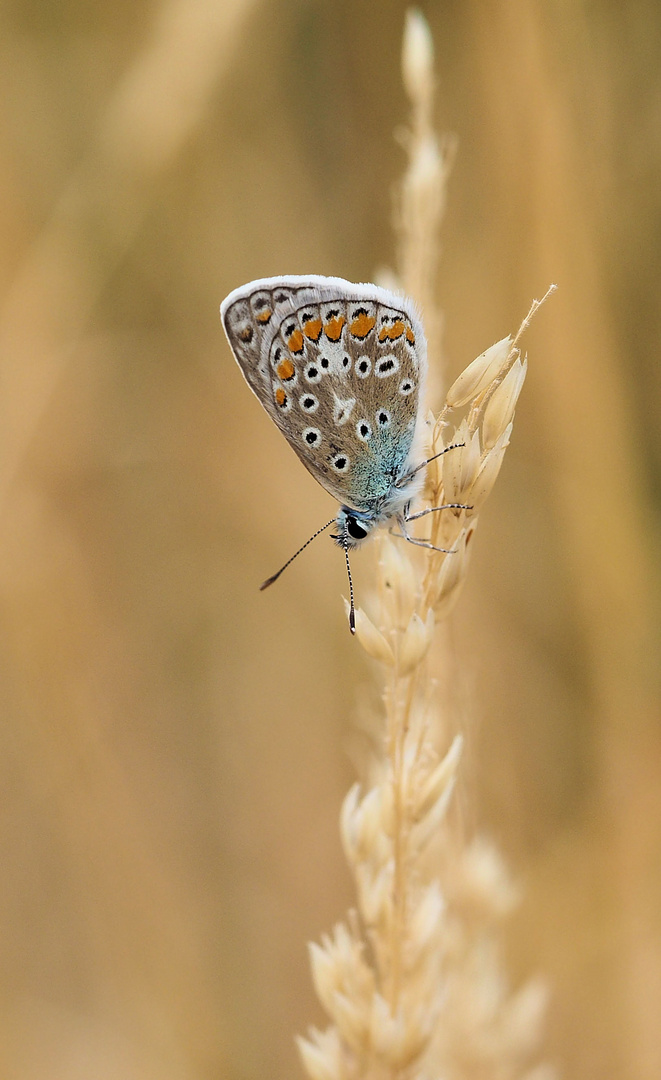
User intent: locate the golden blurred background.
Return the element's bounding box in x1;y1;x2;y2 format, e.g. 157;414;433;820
0;1;658;1077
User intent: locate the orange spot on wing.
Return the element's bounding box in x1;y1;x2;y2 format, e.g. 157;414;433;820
276;358;295;380
256;309;272;323
303;318;322;341
350;313;375;338
324;315;346;341
390;320;405;340
378;319;405;342
275;388;287;406
405;325;415;344
288;328;304;353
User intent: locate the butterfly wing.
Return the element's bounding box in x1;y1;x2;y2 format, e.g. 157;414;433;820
221;276;427;512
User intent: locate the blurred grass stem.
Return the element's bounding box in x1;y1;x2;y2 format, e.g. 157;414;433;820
0;0;258;508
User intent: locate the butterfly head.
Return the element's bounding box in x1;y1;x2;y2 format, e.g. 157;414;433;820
332;507;378;549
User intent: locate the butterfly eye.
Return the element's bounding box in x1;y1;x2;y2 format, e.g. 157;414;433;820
302;427;322;447
356;357;371;378
299;394;319;413
346;516;368;540
375;355;400;378
305;364;321;384
356;420;372;441
399;378;415;395
330;453;351;473
376;409;391;428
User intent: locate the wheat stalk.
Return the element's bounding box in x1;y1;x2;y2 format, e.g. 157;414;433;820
297;11;556;1080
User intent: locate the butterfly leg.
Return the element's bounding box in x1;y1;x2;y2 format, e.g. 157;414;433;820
395;443;465;488
392;516;458;555
388;526;411;542
405;503;472;522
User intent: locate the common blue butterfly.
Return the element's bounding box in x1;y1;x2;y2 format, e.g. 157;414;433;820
221;275;463;631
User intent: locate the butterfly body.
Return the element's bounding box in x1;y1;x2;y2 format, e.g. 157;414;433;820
221;275;427;547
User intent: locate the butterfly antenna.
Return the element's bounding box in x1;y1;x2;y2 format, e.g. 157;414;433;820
396;442;466;486
259;518;336;591
343;538;356;634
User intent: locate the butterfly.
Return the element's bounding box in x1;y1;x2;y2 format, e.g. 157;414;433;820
221;275;462;631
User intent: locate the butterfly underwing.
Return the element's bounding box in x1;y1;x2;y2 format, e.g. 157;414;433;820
221;275;428;539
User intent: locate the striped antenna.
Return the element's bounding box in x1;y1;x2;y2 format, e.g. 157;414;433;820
259;518;335;591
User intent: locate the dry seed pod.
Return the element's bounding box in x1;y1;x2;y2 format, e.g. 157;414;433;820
415;735;463;820
446;336;512;407
442;421;481;503
439;419;467;501
353;606;395;666
377;536;417;629
356;861;394;928
342;784;390;862
341;789;391;868
368;995;410;1065
468;424;512;508
308;943;341;1017
398;609;435;675
368;993;433;1069
296;1028;345;1080
482;356;527;448
432;528;468;607
411;771;457;851
310;925;376;1009
326;989;368;1053
406;881;445;966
